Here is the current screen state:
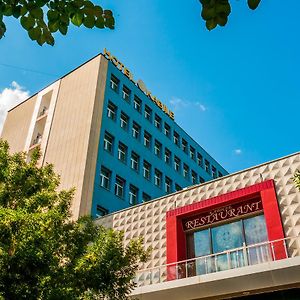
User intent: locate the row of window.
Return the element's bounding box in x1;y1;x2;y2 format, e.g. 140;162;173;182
100;166;152;205
104;129;222;182
109;75;223;177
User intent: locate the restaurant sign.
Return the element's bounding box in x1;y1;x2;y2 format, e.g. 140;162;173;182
183;198;263;231
103;48;175;120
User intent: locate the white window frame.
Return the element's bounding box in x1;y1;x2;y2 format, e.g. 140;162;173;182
104;133;113;153
100;167;110;189
115;176;125;198
118;143;127;162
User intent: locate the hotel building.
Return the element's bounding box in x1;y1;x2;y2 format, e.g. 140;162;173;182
1;51;227;220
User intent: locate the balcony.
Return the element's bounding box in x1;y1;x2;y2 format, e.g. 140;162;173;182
36;106;48;121
29;134;42;150
132;236;300;300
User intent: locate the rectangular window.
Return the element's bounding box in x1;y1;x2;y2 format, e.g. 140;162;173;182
154;140;162;158
164;123;171;138
212;166;217;179
199;177;205;183
183;163;189;179
143;131;152;149
142;192;151;202
129;184;138;205
96;205;108;217
175;184;182;191
132;122;141;139
154;169;162;188
174;156;181;172
115;175;125;198
122;85;131;102
144;105;152;121
110;74;119;92
164;148;171;165
107;101;117;120
120;112;129;131
165;176;172;193
182;139;188;154
133;95;142;113
131;151;140;171
154;114;162;130
118;142;127;163
103;131;114;153
100;166;111;189
205;159;210;174
173;131;180;146
143;160;151;180
197;153;204;167
192;170;197;184
190;146;196;161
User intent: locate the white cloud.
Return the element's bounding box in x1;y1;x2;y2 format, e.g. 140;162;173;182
169;97;207;112
234;149;242;155
0;81;30;134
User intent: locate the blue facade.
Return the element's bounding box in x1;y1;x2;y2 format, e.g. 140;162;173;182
91;59;228;218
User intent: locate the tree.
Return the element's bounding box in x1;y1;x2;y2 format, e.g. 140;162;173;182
199;0;261;30
0;0;115;46
293;169;300;191
0;140;148;300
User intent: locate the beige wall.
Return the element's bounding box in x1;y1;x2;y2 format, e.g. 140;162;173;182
1;95;37;152
43;55;108;219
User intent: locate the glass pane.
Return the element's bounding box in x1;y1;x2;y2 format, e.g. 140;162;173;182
194;229;211;257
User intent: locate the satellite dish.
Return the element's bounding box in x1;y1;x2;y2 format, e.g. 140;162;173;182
137;79;147;94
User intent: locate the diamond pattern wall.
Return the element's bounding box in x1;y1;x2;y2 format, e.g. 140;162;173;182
96;152;300;270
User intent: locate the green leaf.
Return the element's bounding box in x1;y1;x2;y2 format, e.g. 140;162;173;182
206;18;217;31
248;0;261;10
47;10;59;21
216;15;228;26
95;16;104;28
83;15;95;28
59;24;68;35
12;5;22;18
71;11;83;26
48;20;59;32
201;7;216;21
20;15;35;30
3;6;13;16
28;27;41;41
30;7;43;19
0;21;6;39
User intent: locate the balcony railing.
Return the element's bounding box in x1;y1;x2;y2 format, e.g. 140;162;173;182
38;106;48;118
135;236;300;287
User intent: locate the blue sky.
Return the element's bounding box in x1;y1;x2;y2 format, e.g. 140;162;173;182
0;0;299;173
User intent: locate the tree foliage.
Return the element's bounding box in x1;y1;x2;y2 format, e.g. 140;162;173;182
293;169;300;192
0;0;115;46
0;140;148;300
199;0;261;30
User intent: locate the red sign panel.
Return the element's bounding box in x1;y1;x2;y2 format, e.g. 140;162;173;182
183;198;263;231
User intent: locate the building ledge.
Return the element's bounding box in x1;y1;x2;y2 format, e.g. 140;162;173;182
131;256;300;300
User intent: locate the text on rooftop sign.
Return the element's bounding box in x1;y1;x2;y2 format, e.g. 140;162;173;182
103;48;175;120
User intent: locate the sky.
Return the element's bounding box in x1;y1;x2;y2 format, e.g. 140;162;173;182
0;0;299;173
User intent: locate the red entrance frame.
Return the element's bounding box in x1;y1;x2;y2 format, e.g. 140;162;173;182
166;180;286;269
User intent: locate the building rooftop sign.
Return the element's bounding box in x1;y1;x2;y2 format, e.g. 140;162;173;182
103;48;175;120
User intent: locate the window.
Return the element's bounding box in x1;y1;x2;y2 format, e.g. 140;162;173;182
192;170;197;184
129;184;138;205
154;114;162;130
165;176;172;193
183;163;189;179
107;101;117;120
142;192;151;202
110;74;119;92
143;160;151;180
164;148;171;165
205;159;210;174
131;151;140;171
132;122;141;139
103;131;114;153
175;184;182;191
115;175;125;198
96;205;108;217
118;142;127;163
182;139;188;153
190;146;196;161
154;169;162;188
212;166;217;179
144;105;152;121
122;85;131;102
154;140;162;158
218;171;223;178
164;123;171;138
100;166;111;189
143;131;152;149
174;156;181;172
173;131;180;146
120;112;129;131
199;177;205;183
133;95;142;113
197;153;204;167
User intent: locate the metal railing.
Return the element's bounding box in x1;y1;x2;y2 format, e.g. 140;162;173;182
135;236;300;287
